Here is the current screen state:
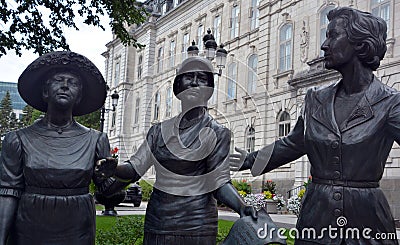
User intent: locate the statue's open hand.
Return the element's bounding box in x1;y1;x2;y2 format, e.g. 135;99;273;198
240;205;258;220
94;157;118;179
230;147;248;171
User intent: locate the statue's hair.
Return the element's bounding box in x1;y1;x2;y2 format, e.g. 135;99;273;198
327;7;387;70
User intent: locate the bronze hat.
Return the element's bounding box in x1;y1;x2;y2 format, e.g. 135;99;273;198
18;51;107;116
173;56;214;96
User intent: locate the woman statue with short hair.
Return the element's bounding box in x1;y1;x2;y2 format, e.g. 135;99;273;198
231;7;398;245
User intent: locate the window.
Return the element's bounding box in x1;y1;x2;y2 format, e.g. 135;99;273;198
213;15;221;44
157;47;164;73
246;126;255;152
250;0;260;30
230;132;235;153
319;6;335;56
278;111;291;137
111;111;116;128
230;5;240;39
182;33;190;60
247;54;258;94
169;40;176;68
165;87;173;118
114;61;120;87
197;25;204;51
154;92;160;121
371;0;390;32
227;63;237;100
209;74;219;105
279;24;293;72
134;98;140;124
137;55;143;80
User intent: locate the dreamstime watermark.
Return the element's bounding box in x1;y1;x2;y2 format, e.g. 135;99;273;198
257;216;398;241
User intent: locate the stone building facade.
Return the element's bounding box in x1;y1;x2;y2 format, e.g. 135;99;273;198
102;0;400;218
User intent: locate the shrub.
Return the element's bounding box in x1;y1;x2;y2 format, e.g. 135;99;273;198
139;179;153;201
96;216;144;245
231;179;251;194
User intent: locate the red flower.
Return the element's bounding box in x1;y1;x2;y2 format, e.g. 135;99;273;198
111;147;119;155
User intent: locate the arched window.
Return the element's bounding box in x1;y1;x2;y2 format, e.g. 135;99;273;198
246;126;255;152
165;87;173;118
247;54;258;94
137;55;143;79
279;24;292;72
227;63;237;100
278;111;291;137
153;92;160;121
319;6;335;56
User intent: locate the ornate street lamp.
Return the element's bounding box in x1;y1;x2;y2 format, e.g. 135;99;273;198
187;28;227;76
99;88;119;132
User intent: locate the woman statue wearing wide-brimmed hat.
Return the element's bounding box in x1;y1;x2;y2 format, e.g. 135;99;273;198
0;51;116;244
97;56;257;245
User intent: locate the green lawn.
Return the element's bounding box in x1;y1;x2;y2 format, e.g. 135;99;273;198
96;215;294;245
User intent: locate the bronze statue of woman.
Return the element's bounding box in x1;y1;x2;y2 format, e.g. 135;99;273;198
0;51;116;245
99;56;257;245
231;7;398;245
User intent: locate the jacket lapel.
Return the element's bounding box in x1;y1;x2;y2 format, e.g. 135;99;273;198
340;76;390;133
312;82;341;136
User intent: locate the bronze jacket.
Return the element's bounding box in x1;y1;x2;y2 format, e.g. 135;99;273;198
249;77;399;244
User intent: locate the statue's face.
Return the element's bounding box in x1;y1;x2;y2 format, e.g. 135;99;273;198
321;18;355;70
43;72;82;110
177;71;213;104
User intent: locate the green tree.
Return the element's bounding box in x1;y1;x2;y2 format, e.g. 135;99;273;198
0;0;148;57
76;109;101;130
0;91;16;136
20;104;43;127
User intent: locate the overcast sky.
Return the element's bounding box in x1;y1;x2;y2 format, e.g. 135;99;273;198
0;15;113;83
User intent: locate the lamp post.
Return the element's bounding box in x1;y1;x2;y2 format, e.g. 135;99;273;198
187;28;227;76
99;89;119;132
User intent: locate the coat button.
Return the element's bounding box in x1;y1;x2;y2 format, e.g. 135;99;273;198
331;141;339;149
333;171;341;179
333;192;342;201
332;156;340;164
333;208;342;217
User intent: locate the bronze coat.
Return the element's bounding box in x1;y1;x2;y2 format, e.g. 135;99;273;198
250;77;398;244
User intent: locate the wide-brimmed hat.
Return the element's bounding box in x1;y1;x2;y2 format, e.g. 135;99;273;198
18;51;107;116
173;56;214;96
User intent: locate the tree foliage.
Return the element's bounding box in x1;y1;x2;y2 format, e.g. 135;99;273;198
0;0;148;57
0;91;18;136
20;104;43;127
76;109;101;131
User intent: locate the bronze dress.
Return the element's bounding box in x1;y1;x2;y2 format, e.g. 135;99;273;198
0;120;110;245
140;112;231;245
